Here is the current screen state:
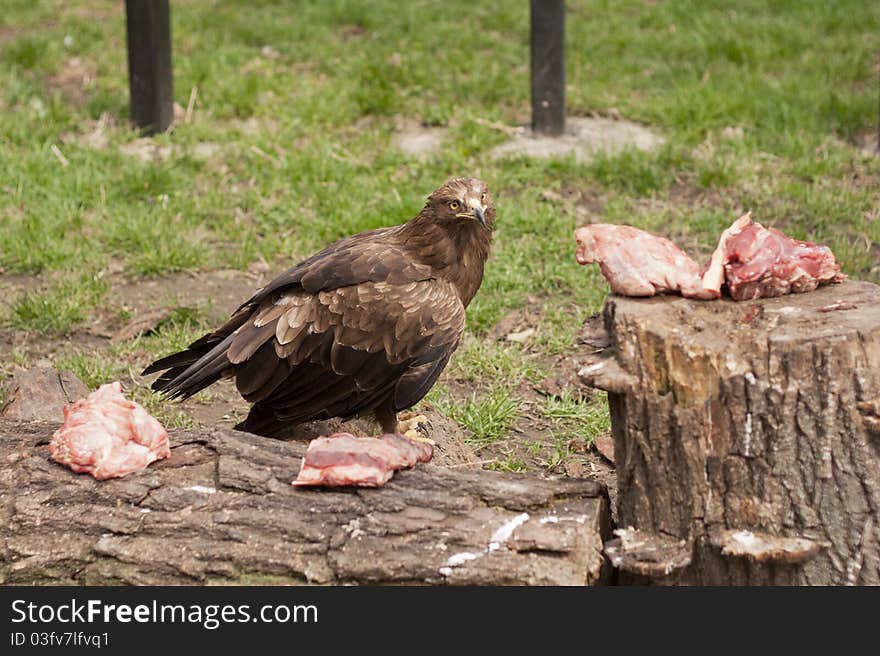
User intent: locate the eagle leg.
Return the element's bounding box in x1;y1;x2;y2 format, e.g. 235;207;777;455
373;397;400;435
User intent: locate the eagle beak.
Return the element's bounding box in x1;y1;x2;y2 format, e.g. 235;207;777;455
473;205;486;228
458;199;488;227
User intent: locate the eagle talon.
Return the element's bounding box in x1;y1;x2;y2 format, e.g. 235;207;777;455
397;413;429;435
403;429;435;446
398;413;432;444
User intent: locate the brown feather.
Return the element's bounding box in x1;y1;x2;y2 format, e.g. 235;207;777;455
227;320;277;365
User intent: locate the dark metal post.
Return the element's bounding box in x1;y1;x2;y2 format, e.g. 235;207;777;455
125;0;173;135
530;0;565;135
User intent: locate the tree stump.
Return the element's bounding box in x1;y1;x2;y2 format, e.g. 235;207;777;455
578;280;880;585
0;420;611;586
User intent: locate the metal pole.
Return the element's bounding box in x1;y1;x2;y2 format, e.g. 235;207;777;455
125;0;174;135
530;0;565;135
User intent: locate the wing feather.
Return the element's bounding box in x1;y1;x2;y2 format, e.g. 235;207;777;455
226;279;464;424
228;320;276;364
235;341;292;401
235;228;433;313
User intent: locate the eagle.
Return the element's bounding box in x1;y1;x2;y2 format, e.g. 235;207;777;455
143;178;494;438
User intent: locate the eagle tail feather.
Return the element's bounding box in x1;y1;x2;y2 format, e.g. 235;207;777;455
146;333;236;399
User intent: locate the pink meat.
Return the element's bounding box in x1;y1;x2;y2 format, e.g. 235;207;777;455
574;224;716;299
702;212;846;301
701;213;753;296
49;382;170;480
293;432;434;488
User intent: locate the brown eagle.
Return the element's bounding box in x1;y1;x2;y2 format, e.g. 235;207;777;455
143;178;494;438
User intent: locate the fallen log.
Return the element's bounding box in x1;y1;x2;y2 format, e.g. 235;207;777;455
0;420;611;586
579;280;880;585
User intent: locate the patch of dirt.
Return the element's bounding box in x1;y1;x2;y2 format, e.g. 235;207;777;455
60;112;115;151
851;128;879;156
340;24;370;40
542;186;607;219
46;57;97;106
118;138;173;163
0;272;41;296
178;378;250;429
491;116;665;163
228;115;280;136
68;4;118;21
0;26;19;46
191;141;222;160
486;306;543;343
107;267;272;324
0;265;276;381
392;117;446;159
112;308;174;343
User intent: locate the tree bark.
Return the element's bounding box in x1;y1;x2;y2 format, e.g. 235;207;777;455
579;280;880;585
0;420;611;586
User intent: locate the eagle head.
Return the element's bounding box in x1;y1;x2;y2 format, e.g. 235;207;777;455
426;177;495;230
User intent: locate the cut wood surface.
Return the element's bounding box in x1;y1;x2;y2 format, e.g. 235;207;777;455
0;420;610;586
579;280;880;585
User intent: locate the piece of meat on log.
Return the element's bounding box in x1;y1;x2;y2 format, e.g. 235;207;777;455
49;382;170;480
293;432;433;488
701;212;846;301
574;224;717;299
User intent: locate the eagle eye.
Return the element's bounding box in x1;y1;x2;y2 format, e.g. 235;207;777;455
481;193;486;202
449;201;460;211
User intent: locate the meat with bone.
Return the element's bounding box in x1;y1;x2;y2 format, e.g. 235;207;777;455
701;212;846;301
574;224;717;299
49;382;171;480
293;432;433;488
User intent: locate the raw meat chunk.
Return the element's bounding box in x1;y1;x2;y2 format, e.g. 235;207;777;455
574;224;716;299
49;382;170;480
293;432;434;488
702;212;846;301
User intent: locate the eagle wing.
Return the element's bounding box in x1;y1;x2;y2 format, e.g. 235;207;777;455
230;278;464;430
237;227;434;307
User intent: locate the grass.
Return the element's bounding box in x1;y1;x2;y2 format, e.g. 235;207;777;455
2;272;108;334
488;454;529;473
539;390;611;452
438;387;521;447
0;0;878;471
448;339;543;385
54;350;124;389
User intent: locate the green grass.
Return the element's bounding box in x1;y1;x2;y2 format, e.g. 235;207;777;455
2;272;108;334
0;0;878;465
438;387;521;447
539;390;611;445
488;454;529;473
54;350;124;390
448;339;544;385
